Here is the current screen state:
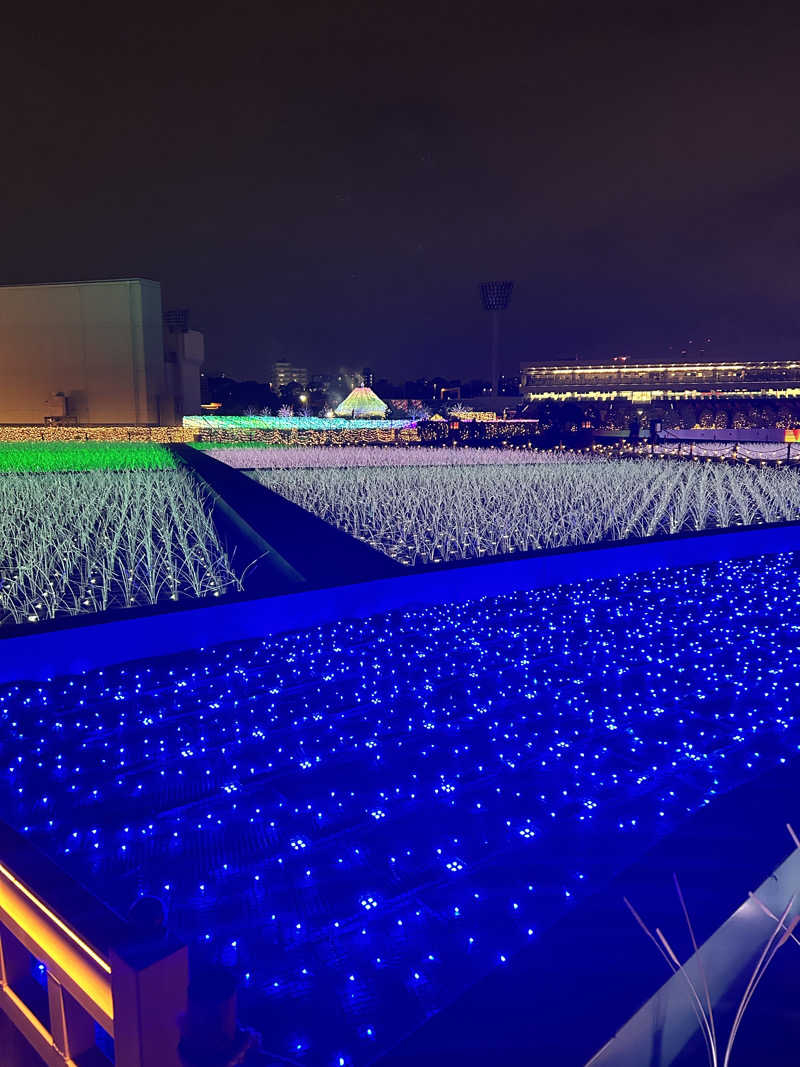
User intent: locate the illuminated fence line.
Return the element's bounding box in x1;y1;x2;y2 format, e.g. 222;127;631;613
184;415;421;446
0;425;192;443
183;414;415;432
0;825;187;1067
0;422;424;447
194;427;422;446
652;441;800;460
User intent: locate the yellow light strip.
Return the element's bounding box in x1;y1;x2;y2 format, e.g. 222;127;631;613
522;386;800;396
524;362;800;376
0;863;112;974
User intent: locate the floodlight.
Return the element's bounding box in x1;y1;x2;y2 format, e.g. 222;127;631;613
479;282;514;312
479;281;515;395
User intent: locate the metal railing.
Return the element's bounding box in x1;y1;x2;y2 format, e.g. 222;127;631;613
0;823;187;1066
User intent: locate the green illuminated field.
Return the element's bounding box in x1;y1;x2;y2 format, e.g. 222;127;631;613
0;442;177;472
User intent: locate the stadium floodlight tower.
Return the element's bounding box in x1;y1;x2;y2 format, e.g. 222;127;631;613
479;281;514;396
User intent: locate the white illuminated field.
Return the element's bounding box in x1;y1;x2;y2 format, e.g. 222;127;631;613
253;458;800;564
0;469;240;626
203;444;586;469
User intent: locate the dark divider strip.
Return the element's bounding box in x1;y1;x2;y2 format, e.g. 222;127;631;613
170;445;305;596
172;444;405;587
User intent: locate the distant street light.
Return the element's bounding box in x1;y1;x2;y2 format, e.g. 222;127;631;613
479;281;514;397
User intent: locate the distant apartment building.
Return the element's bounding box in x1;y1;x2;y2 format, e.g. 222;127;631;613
271;361;309;389
0;279;203;424
308;372;334;392
520;353;800;403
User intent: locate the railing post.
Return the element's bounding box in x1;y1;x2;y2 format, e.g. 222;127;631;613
0;927;28;986
47;976;96;1061
46;974;67;1055
111;939;188;1067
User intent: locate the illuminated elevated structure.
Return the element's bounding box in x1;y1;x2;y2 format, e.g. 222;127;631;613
334;386;388;418
520;355;800;403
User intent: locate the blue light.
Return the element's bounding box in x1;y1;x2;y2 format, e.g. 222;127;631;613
1;552;798;1065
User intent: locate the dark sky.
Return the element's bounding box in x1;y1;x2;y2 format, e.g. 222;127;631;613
4;1;800;381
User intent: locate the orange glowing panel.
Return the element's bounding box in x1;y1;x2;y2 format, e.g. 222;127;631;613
0;863;113;1028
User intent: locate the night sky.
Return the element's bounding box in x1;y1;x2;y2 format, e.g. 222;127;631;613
3;2;800;382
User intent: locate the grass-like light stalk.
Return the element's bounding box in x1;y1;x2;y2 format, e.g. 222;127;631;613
251;458;800;565
207;445;588;469
626;827;800;1067
0;469;240;626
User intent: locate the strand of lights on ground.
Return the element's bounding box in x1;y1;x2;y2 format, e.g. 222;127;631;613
1;553;799;1064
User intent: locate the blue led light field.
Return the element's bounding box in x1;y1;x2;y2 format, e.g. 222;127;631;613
1;553;799;1064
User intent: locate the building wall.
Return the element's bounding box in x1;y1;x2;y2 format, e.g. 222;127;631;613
139;279;169;423
0;279;175;424
165;328;205;417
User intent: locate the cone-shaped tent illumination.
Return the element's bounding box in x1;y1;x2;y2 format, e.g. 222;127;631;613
334;386;388;418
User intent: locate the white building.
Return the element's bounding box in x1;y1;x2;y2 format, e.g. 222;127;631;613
164;312;205;420
0;278;203;425
271;361;309;390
